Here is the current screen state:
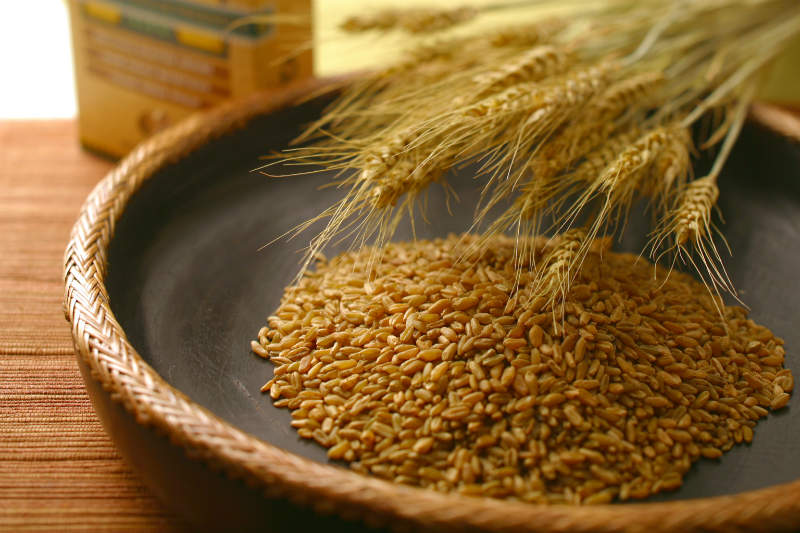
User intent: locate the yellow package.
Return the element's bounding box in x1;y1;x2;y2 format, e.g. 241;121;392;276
68;0;312;158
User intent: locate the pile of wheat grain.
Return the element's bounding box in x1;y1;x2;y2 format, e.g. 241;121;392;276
252;234;791;504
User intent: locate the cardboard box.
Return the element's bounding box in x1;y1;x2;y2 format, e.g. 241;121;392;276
759;35;800;107
68;0;312;158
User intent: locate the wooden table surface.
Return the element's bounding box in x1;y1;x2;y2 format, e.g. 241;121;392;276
0;119;187;531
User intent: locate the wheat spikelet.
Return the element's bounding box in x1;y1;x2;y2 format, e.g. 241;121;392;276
488;123;679;263
650;126;693;212
340;10;398;33
340;6;477;34
468;62;626;239
593;126;674;230
673;176;719;247
524;72;664;183
383;18;571;92
590;71;665;119
530;121;616;180
344;125;456;213
535;228;587;301
382;39;468;77
355;128;419;185
463;60;616;192
283;126;444;276
400;6;478;33
521;62;616;131
594;126;675;198
465;63;613;121
296;129;413;198
464;82;540;119
464;62;616;222
568;126;643;184
472;46;572;96
646;83;754;300
318;129;461;274
558;125;679;246
649;175;736;301
654;81;755;298
489;19;566;48
520;125;640;224
525;71;663;174
368;150;450;209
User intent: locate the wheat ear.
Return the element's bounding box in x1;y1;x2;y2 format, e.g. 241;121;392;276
472;46;573;97
468;62;616;207
653;176;736;303
488;19;566;48
590;71;665;119
472;68;662;250
340;6;478;34
292;125;460;279
672;176;719;247
650;126;693;215
650;81;756;299
534;228;588;305
559;125;688;242
525;71;665;181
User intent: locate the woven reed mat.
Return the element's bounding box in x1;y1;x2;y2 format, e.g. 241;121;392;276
0;120;187;532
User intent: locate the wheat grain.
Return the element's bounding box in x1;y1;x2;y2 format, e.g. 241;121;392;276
254;234;791;504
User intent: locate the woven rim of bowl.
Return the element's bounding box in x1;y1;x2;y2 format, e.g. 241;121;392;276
64;78;800;533
751;102;800;143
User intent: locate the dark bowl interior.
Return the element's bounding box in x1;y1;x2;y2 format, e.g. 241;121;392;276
107;94;800;503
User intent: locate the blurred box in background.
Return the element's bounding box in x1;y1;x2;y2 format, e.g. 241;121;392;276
760;35;800;108
68;0;312;158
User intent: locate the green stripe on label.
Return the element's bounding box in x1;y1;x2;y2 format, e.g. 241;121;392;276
88;0;274;38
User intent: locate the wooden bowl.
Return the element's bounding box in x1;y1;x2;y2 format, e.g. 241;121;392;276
64;78;800;532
